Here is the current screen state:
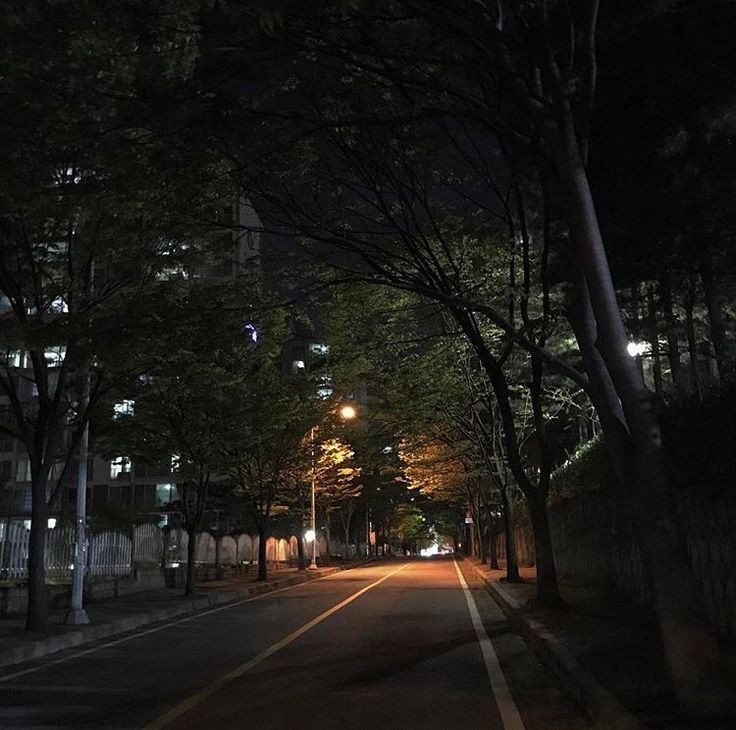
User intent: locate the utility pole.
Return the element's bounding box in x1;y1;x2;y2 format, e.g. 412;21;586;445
66;403;90;625
309;426;319;570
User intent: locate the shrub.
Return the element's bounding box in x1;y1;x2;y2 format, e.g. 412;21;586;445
549;434;606;504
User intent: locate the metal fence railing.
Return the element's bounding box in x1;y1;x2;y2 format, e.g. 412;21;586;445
0;519;355;583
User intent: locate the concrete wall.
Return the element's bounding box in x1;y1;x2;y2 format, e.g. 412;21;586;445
0;567;165;618
497;484;736;641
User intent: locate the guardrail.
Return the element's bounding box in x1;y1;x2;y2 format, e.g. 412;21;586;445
0;520;359;582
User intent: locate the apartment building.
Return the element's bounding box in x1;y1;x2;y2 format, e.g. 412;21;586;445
0;196;262;525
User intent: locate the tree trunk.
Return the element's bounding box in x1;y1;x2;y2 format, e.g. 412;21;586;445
342;513;352;551
697;241;728;380
473;502;486;563
659;273;683;389
185;526;197;597
476;522;484;562
297;527;306;571
489;532;499;570
557;146;734;715
527;495;562;608
257;522;267;581
647;285;663;397
26;472;49;631
324;511;331;566
500;489;520;582
452;307;558;603
161;528;171;571
685;283;702;399
214;535;223;579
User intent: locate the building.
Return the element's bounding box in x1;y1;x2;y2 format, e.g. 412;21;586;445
0;195;262;526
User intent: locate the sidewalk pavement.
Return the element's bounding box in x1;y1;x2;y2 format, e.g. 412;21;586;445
0;564;344;671
466;559;736;730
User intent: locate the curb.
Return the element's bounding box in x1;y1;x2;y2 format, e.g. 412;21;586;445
466;560;645;730
0;567;342;671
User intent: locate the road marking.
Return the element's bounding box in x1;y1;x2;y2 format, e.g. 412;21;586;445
142;561;410;730
453;558;526;730
0;567;367;683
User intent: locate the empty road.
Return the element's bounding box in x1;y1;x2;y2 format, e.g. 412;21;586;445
0;558;588;729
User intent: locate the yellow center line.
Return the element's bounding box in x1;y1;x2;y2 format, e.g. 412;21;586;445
142;561;411;730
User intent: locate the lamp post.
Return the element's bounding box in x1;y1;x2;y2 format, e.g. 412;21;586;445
308;424;319;570
307;403;357;570
66;375;90;626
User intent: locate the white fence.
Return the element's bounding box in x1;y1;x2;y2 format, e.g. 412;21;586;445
0;520;357;583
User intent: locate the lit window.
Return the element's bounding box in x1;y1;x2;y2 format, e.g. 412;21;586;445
316;374;333;399
110;456;131;479
155;483;177;506
113;400;135;419
44;347;66;367
54;165;81;185
156;265;189;281
243;322;258;343
49;297;68;313
16;460;31;482
7;351;27;368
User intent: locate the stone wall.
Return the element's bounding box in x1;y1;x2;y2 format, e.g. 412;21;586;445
0;567;165;618
497;484;736;642
677;486;736;641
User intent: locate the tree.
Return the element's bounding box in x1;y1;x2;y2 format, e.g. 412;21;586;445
0;0;227;630
99;280;263;595
325;278;571;587
314;438;361;562
279;431;316;571
208;3;736;709
391;503;433;555
228;367;310;581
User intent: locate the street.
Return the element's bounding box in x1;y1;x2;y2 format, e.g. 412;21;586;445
0;558;588;729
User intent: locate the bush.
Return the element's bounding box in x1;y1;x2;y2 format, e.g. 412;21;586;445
546;384;736;505
549;434;606;504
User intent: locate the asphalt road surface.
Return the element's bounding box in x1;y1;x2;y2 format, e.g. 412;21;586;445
0;557;589;729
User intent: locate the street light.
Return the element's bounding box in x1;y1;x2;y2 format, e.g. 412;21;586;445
339;404;357;420
308;424;319;570
308;403;358;570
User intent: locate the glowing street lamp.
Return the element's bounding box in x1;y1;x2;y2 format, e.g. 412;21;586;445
304;528;316;542
339;404;357;420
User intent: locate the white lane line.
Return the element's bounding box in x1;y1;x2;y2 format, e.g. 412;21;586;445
0;566;375;682
453;558;526;730
142;561;411;730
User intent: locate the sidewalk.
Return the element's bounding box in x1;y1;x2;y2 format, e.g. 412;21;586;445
465;560;736;730
0;565;343;671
